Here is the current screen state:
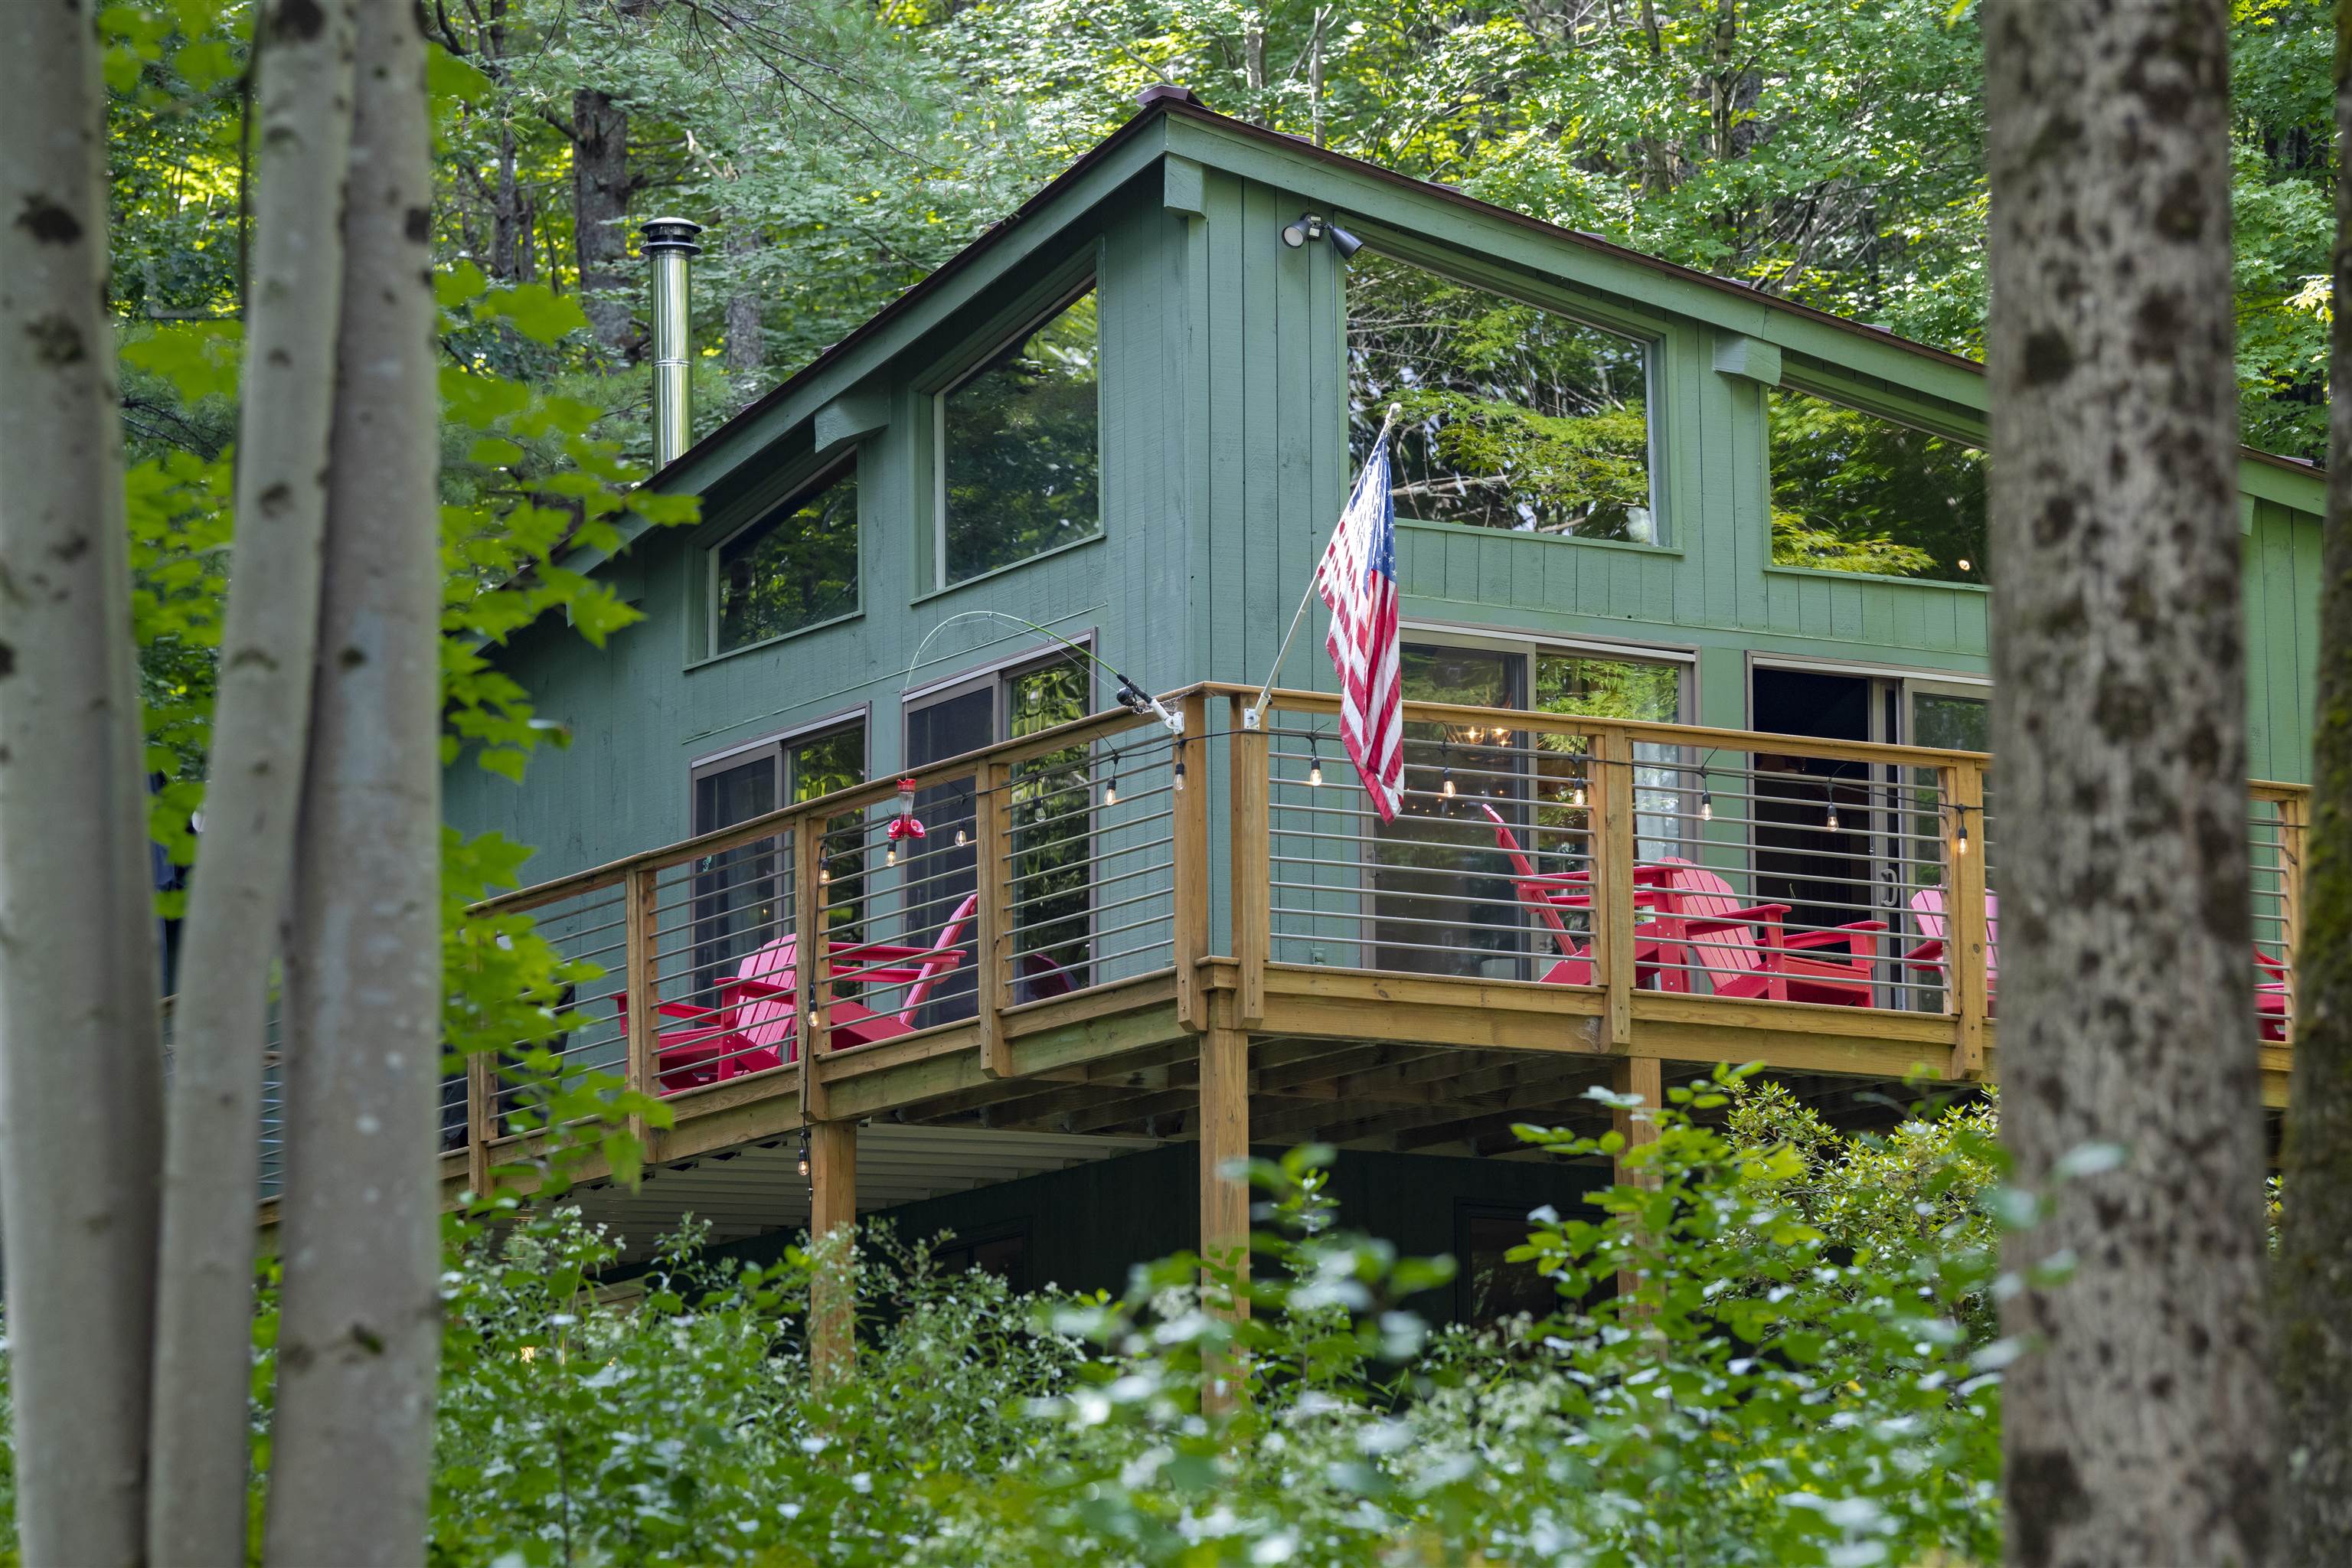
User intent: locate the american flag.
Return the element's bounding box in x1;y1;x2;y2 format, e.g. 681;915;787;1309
1317;430;1403;822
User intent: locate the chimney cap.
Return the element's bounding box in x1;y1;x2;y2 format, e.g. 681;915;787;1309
1136;83;1200;109
639;217;704;254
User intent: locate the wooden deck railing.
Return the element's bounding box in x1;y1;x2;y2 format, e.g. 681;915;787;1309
365;681;2305;1200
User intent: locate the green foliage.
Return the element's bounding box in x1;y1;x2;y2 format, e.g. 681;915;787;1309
939;289;1103;584
1768;392;1984;581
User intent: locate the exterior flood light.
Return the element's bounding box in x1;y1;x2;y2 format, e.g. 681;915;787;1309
1281;212;1364;258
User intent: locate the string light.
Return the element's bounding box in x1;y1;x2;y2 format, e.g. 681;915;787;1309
1826;801;1841;833
1700;789;1713;823
1105;773;1119;808
1955;815;1971;856
955;826;969;847
886;844;897;867
1308;736;1323;789
796;1128;811;1179
1441;770;1456;799
818;864;832;885
1174;756;1187;792
1572;775;1587;809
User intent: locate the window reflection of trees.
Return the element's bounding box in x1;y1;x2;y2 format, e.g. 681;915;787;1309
941;289;1101;586
1348;253;1653;541
714;468;858;655
1007;658;1093;993
1769;390;1986;582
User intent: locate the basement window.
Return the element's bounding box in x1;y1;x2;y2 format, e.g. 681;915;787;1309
1348;251;1655;542
1769;390;1986;583
712;462;860;655
936;286;1102;587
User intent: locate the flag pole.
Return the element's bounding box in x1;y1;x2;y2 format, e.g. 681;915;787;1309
1243;402;1401;731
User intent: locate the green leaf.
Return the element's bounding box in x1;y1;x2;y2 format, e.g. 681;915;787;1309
480;284;590;346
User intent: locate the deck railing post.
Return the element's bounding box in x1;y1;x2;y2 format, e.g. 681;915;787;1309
1174;694;1210;1031
1590;725;1637;1050
624;863;660;1158
976;761;1014;1076
1943;763;1989;1080
2279;789;2307;1042
794;815;833;1121
1230;694;1270;1030
465;1039;494;1200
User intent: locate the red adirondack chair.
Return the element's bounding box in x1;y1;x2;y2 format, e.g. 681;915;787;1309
621;893;976;1093
1645;857;1884;1007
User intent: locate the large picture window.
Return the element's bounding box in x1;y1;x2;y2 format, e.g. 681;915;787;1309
937;287;1101;586
711;464;859;656
1348;252;1655;542
1769;389;1986;582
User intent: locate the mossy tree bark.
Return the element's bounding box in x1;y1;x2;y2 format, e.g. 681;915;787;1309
1984;2;2276;1564
2273;11;2352;1562
0;3;168;1560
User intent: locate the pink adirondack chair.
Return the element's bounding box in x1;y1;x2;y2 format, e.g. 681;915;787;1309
1906;884;2290;1037
622;893;978;1093
1475;805;1591;984
1901;887;2000;1008
1646;857;1884;1007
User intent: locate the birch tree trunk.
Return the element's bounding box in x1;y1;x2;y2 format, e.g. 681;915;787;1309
0;5;168;1563
2273;14;2352;1559
1984;2;2276;1564
147;4;356;1557
263;1;443;1557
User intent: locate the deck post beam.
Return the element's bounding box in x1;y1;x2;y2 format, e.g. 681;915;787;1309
976;759;1014;1076
808;1118;857;1386
1174;691;1211;1031
1944;763;1989;1080
795;819;833;1119
624;864;661;1158
1610;1053;1663;1305
1230;694;1269;1029
1591;726;1638;1050
1199;1006;1251;1413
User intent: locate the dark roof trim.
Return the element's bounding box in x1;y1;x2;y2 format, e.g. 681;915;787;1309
645;93;2321;498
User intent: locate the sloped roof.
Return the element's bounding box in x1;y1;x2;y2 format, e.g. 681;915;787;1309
649;87;2322;507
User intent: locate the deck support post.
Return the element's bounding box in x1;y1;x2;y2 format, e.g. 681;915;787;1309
1174;692;1211;1031
1943;763;1989;1080
1230;694;1269;1030
2278;789;2306;1041
794;820;833;1119
624;864;660;1158
1611;1054;1663;1305
1199;1013;1251;1413
1591;726;1638;1050
808;1118;857;1387
976;759;1014;1076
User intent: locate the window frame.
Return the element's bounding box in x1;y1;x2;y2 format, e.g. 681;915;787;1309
1342;236;1669;549
695;453;865;667
929;276;1107;594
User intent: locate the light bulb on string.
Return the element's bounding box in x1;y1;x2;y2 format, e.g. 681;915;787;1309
1826;802;1841;833
1441;770;1456;799
886;844;898;867
1105;774;1119;808
1308;736;1323;789
1700;789;1713;823
1955;816;1970;857
955;826;969;847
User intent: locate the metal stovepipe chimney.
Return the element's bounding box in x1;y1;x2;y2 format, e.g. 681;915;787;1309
639;216;704;468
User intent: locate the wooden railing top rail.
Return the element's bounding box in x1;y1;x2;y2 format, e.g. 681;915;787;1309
473;699;1187;917
475;680;2310;919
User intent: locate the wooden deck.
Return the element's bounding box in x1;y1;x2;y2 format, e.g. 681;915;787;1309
342;684;2302;1271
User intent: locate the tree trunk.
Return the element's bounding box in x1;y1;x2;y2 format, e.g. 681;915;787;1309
2274;15;2352;1560
262;0;443;1557
572;87;635;358
146;3;356;1558
1984;2;2275;1565
724;220;763;386
0;3;169;1561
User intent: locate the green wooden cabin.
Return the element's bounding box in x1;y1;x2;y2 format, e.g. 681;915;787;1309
445;88;2324;1305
